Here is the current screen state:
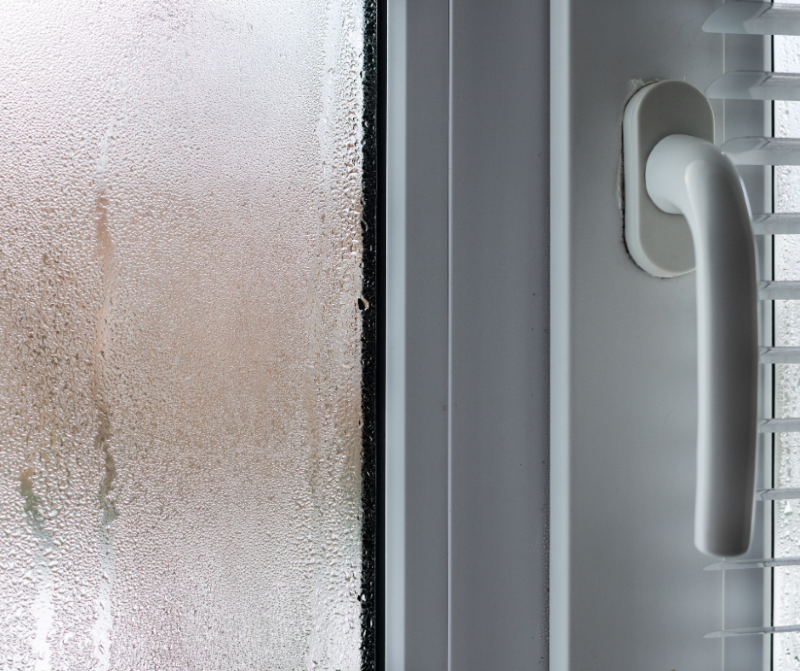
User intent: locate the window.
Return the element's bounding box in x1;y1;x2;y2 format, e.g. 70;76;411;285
8;0;790;668
0;1;554;668
0;1;377;668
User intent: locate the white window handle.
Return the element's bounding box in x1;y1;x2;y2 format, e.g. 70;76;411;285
646;134;758;557
623;81;758;557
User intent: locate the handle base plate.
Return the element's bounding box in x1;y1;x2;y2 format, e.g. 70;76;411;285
623;80;714;277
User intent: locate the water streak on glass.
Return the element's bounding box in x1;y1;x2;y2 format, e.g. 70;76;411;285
0;1;374;669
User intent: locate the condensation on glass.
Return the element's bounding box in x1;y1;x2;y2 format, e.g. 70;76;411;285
774;30;800;671
0;1;376;669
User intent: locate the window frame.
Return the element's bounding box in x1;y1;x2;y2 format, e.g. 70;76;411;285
549;1;772;669
383;0;550;668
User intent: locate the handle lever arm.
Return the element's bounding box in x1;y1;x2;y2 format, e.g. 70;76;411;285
647;134;758;558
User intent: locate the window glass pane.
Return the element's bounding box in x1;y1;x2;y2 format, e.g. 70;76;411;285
774;29;800;670
0;1;376;669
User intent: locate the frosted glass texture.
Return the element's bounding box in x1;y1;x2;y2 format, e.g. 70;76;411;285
0;1;375;669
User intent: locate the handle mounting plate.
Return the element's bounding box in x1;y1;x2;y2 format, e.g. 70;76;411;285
623;80;715;277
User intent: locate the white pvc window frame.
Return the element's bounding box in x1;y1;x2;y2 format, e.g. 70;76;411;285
550;1;771;669
385;1;777;669
384;0;550;668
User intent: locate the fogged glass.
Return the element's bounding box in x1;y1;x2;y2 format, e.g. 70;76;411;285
0;1;374;669
774;31;800;670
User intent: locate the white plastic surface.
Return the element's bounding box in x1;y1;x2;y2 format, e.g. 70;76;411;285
760;488;800;500
758;280;800;298
752;213;800;234
706;557;800;570
722;136;800;165
707;71;800;100
759;418;800;433
646;134;759;557
706;624;800;638
760;346;800;363
386;0;551;668
703;1;800;36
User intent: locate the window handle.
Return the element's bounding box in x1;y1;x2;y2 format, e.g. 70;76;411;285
646;134;758;557
624;81;758;558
